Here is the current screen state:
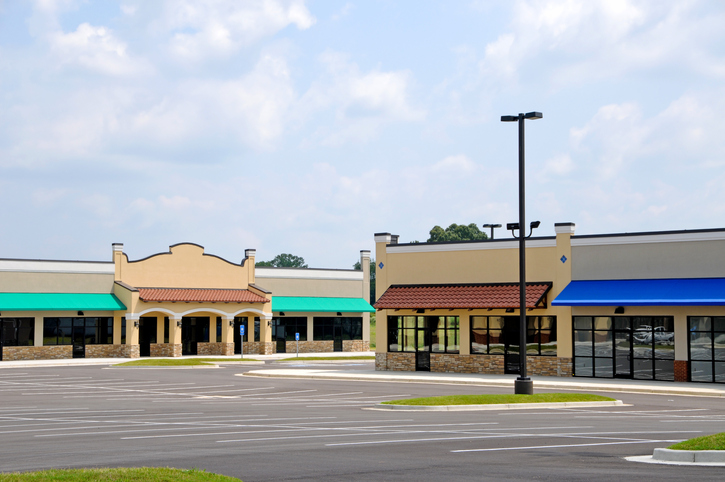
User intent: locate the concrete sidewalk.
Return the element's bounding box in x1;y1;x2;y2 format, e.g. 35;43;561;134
243;367;725;398
0;352;374;369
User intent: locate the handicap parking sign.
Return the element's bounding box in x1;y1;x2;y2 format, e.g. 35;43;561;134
240;325;245;336
295;332;300;341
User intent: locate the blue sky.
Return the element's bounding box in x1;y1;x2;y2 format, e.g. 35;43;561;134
1;0;724;268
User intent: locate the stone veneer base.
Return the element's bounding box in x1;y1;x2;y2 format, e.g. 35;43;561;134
375;353;573;377
149;344;182;358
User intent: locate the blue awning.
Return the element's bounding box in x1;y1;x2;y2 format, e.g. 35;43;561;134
552;278;725;306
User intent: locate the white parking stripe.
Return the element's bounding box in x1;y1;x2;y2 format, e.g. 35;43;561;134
451;439;685;453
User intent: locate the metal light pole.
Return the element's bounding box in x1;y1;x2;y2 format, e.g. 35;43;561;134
482;223;501;240
501;111;542;395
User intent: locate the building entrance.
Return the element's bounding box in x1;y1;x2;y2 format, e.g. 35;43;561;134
182;317;209;355
138;317;157;357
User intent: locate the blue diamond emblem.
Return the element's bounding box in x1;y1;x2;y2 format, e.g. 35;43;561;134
378;262;384;270
560;255;567;264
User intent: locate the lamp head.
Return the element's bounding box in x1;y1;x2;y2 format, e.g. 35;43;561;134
507;223;519;231
501;115;518;122
483;223;502;229
524;111;543;119
529;220;541;229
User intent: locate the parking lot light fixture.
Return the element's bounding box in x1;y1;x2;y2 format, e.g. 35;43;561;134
501;111;543;395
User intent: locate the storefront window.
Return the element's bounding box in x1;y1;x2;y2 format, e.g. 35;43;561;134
1;318;34;346
689;316;725;383
574;316;674;380
470;316;556;356
388;316;459;354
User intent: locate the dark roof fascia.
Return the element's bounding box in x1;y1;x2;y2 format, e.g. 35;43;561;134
137;287;252;291
255;266;359;272
0;257;113;264
248;283;272;294
385;282;553;289
572;227;725;240
114;281;138;292
126;243;243;267
391;237;557;248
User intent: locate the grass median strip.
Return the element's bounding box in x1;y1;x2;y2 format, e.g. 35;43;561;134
275;356;375;362
381;393;615;406
0;467;241;481
113;358;259;367
669;432;725;451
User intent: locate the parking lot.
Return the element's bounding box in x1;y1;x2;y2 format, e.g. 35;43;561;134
1;362;725;481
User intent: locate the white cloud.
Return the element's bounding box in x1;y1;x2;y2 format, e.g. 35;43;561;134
49;23;150;76
300;51;425;145
131;51;295;148
159;0;316;60
432;154;477;174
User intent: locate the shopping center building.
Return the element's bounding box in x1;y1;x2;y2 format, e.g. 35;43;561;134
373;223;725;384
0;243;373;361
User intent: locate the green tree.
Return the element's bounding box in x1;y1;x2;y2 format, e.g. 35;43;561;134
256;253;308;268
427;223;488;242
353;258;376;305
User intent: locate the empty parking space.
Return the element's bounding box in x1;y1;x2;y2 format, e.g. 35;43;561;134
1;366;725;480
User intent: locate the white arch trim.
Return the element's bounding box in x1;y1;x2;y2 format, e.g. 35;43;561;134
125;307;272;321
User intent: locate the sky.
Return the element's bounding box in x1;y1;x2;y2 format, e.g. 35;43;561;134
1;0;724;268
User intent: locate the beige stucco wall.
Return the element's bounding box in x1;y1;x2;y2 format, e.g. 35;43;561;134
255;277;362;298
375;233;574;357
572;239;725;281
115;243;253;289
0;272;114;293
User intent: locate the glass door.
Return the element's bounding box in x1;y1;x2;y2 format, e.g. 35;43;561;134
72;318;85;358
275;323;286;353
181;318;197;355
614;331;632;378
138;317;157;357
503;319;521;374
333;322;343;352
415;318;431;371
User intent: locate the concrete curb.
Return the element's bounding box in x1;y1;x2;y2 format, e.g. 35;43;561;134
653;448;725;463
242;370;725;397
373;400;624;411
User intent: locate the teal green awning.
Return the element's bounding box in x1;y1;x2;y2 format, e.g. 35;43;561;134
272;297;375;313
0;293;126;312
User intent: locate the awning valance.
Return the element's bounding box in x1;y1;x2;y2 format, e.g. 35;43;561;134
552;278;725;306
373;282;552;310
272;297;375;313
0;293;126;312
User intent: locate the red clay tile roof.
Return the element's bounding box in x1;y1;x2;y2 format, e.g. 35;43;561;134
138;288;268;304
373;283;552;310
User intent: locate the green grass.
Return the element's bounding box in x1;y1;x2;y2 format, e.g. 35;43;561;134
0;467;241;481
381;393;615;406
113;358;258;367
275;356;375;362
669;432;725;451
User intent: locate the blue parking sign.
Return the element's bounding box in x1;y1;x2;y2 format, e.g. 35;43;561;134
295;332;300;341
240;325;245;336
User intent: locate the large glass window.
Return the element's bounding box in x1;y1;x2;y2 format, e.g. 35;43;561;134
1;318;35;346
313;317;363;341
470;316;556;356
573;316;674;380
689;316;725;383
43;317;113;345
272;317;307;341
388;316;459;354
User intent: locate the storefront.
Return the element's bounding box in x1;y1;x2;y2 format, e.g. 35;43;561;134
0;243;373;360
373;224;725;383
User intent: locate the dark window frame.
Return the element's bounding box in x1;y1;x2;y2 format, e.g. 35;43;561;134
470;316;557;357
1;318;35;346
688;316;725;384
387;316;460;354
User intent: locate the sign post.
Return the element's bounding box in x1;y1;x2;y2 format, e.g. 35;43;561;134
295;332;299;357
240;324;245;359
